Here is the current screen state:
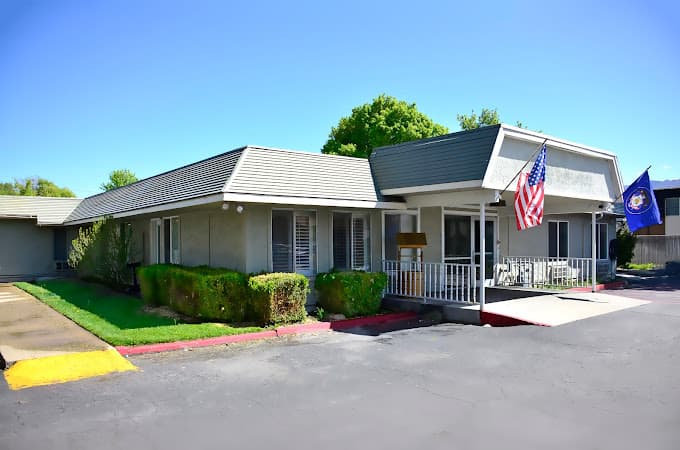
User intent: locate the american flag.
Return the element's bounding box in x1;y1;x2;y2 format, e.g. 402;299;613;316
514;144;546;230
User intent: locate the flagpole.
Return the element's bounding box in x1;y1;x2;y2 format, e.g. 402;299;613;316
496;138;548;200
609;165;652;205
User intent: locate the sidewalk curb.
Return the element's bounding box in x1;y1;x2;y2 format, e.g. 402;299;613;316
116;311;417;356
567;281;626;293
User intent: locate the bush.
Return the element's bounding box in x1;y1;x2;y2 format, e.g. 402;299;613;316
68;217;136;289
138;265;309;325
137;265;249;322
249;273;309;325
315;271;387;317
616;224;637;268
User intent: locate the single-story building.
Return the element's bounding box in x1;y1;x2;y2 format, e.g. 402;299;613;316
0;124;624;305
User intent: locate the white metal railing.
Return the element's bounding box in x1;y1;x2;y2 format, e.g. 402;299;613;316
382;260;477;303
496;256;610;289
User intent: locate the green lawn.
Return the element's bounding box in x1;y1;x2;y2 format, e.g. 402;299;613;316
15;279;263;346
623;263;657;270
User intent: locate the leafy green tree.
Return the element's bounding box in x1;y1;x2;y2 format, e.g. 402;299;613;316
0;178;75;197
456;108;501;130
322;94;449;158
69;217;136;288
101;169;138;191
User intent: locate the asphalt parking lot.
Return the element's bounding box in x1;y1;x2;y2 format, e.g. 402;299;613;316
1;276;679;450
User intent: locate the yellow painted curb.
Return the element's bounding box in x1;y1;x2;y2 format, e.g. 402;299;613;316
4;349;137;390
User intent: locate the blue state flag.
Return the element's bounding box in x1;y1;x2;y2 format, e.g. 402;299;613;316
623;170;662;233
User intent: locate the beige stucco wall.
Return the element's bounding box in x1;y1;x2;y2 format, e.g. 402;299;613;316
420;206;442;263
0;219;55;279
486;136;621;202
499;213;616;259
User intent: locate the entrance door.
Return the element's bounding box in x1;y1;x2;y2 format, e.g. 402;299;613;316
444;215;471;265
444;215;496;286
474;219;495;285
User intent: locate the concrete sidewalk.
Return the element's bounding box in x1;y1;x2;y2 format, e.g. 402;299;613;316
0;284;110;368
481;291;649;326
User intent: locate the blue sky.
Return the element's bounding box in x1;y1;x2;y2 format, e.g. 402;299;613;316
1;0;678;197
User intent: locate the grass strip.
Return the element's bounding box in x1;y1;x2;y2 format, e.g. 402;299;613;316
15;280;263;346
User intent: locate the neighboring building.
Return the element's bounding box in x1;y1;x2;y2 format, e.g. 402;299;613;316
0;124;624;301
0;196;82;280
634;179;680;236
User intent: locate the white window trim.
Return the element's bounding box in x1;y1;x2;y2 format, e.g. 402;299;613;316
269;208;318;275
548;220;569;258
665;197;680;217
149;216;180;264
331;211;372;271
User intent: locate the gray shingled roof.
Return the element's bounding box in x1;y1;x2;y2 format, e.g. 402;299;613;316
369;125;501;191
228;147;382;202
65;145;392;224
66;148;245;223
0;195;82;225
652;179;680;190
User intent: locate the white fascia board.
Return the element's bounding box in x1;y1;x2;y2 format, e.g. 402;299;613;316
381;180;483;196
222;193;406;209
501;125;617;159
64;193;226;225
481;127;506;189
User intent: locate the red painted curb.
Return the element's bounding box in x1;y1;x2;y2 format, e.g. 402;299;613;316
116;311;418;356
116;330;278;356
480;311;546;327
275;321;331;336
567;281;626;292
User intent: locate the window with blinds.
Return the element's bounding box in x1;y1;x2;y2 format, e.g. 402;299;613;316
271;210;316;275
295;215;311;271
352;216;367;269
333;212;370;270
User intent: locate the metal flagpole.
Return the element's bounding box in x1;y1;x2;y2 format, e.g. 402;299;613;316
609;165;652;205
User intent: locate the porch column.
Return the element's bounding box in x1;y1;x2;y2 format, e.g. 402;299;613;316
480;202;485;309
591;211;597;293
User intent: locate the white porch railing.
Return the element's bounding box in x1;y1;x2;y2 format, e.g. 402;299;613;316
382;260;477;304
497;256;611;289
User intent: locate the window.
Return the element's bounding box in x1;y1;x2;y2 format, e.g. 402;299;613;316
150;217;180;264
548;221;569;258
272;210;316;275
596;223;608;260
666;198;680;216
444;215;471;262
384;213;417;260
333;212;370;270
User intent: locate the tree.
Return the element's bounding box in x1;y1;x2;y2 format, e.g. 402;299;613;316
322;94;449;158
101;169;138;191
456;108;501;131
616;223;637;268
0;178;75;197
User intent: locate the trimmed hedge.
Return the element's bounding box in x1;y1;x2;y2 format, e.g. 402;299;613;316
137;265;309;326
138;265;249;322
315;271;388;317
249;273;309;325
